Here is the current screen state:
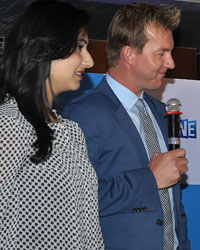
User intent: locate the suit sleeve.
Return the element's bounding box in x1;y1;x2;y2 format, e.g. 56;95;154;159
62;102;161;217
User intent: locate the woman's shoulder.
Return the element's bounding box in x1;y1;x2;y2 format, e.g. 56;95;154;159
0;97;33;133
50;110;86;143
52;110;82;131
1;97;21;121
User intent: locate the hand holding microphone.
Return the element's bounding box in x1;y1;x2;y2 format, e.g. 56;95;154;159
148;98;188;189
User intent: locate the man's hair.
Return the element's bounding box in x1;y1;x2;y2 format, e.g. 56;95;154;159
107;2;180;67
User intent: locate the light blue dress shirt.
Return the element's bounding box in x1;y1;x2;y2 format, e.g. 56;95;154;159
106;73;178;249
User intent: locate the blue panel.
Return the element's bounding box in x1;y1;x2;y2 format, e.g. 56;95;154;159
181;184;200;249
84;72;104;91
58;73;104;106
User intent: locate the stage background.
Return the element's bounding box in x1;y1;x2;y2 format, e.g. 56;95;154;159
148;78;200;250
58;73;200;249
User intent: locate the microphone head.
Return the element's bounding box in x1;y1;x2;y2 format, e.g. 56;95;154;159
166;98;182;112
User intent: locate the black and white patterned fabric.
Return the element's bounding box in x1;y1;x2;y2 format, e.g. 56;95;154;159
136;98;174;250
0;97;104;250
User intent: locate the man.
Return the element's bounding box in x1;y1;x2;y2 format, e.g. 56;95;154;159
61;3;190;250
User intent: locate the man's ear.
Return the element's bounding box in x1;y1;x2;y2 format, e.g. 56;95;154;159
120;46;136;65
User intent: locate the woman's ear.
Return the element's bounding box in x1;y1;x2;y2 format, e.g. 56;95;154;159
120;45;136;66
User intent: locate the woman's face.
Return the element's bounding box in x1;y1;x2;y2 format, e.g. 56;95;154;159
48;32;94;100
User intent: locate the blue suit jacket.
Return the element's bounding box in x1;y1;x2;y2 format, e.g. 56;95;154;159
61;77;190;250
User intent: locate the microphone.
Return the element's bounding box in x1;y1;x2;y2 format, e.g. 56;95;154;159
165;98;182;150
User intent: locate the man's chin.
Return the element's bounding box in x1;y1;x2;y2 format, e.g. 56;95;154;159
155;78;164;88
149;81;163;90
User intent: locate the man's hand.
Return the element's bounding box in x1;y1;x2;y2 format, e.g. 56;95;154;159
148;148;188;189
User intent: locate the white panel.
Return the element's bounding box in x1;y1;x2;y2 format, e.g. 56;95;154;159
147;78;200;185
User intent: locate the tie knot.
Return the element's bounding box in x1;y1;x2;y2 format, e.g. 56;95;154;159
135;98;146;111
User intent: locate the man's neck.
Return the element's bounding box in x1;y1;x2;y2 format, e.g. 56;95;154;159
108;67;142;97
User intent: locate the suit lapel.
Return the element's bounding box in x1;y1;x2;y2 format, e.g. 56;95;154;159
96;78;168;167
97;77;149;168
115;104;149;168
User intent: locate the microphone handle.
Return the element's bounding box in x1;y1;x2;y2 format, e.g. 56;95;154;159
168;114;180;151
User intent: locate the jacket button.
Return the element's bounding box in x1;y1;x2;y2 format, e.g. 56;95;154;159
141;207;147;211
156;219;163;226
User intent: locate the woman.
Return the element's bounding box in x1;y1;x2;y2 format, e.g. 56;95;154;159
0;1;104;249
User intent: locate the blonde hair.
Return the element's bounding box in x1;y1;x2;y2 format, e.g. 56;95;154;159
107;2;180;67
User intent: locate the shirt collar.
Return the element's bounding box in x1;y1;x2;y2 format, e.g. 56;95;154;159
106;73;144;110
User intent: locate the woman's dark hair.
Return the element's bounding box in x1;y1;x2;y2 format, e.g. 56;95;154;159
0;0;89;163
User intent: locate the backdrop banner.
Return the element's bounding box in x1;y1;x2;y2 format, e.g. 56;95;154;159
147;78;200;185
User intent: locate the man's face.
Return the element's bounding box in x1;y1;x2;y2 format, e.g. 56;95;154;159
132;26;175;96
